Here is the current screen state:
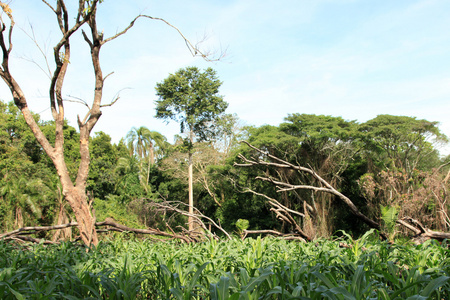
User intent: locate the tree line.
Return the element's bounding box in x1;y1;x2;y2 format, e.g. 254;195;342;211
1;97;449;240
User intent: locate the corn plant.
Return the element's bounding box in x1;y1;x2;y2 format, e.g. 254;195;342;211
1;234;449;299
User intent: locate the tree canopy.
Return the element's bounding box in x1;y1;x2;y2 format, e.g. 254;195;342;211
155;66;228;142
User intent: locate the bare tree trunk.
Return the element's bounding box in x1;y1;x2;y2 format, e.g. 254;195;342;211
64;189;98;246
146;143;154;186
188;130;194;231
15;207;23;229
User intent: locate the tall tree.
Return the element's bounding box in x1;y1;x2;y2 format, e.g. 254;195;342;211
0;1;217;246
359;115;446;174
155;66;228;231
126;126;167;188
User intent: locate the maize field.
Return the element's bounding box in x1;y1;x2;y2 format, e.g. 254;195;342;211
1;231;449;299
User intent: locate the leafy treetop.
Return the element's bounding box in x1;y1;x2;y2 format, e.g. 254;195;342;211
155;66;228;142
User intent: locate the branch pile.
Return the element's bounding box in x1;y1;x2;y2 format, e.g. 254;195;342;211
234;141;450;243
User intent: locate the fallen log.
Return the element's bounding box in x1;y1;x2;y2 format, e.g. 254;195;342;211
397;217;450;244
243;229;307;242
0;219;193;244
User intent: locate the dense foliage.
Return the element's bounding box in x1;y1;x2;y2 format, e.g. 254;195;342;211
0;98;449;238
1;234;449;299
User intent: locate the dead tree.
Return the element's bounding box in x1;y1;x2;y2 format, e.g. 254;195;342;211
235;141;450;243
0;201;233;244
243;189;312;241
0;1;222;246
234;141;381;235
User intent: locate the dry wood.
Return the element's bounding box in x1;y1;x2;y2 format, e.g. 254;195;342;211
0;223;78;239
4;236;58;244
96;218;193;243
243;188;311;241
1;220;193;244
397;217;450;243
235;141;382;231
243;229;307;242
151;201;232;240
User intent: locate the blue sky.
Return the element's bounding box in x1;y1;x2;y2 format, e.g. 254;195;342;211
2;0;450;154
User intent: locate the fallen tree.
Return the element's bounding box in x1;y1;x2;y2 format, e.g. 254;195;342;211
149;201;232;241
234;141;450;243
397;217;450;244
0;219;193;244
0;201;232;244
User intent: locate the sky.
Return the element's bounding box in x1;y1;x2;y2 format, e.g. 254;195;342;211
2;0;450;154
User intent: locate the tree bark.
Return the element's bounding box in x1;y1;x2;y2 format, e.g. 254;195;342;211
188;130;194;231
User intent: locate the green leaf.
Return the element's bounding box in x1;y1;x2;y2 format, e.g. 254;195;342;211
312;271;338;290
215;276;230;300
240;269;273;294
329;286;357;300
419;275;450;297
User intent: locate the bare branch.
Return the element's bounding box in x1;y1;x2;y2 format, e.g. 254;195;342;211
102;14;226;61
18;22;53;79
243;229;307;242
41;0;57;14
1;219;195;244
396;219;421;235
0;222;78;239
152;201;232;240
402;217;427;233
397;217;450;243
100;87;131;108
244;188;305;218
243;188;311;240
96;218;192;243
235;141;382;232
65;95;91;109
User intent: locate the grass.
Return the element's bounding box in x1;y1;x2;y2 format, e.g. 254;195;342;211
0;232;449;299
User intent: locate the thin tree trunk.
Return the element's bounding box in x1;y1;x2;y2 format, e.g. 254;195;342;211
146;143;154;186
188;130;194;231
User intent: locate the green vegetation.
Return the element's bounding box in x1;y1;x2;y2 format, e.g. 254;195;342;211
1;234;449;299
1;98;449;238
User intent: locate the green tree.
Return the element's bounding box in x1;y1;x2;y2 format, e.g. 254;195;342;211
359;115;446;174
88;131;119;199
0;100;57;231
155;66;228;230
126;126;167;190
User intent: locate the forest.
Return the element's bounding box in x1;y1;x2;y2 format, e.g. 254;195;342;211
1;1;450;298
1;98;449;241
